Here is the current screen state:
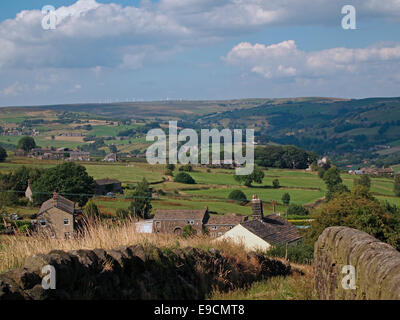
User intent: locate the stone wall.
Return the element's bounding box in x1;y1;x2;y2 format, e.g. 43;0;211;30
0;244;291;300
314;226;400;300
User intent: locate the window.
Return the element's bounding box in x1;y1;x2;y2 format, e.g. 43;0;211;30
155;221;161;231
40;219;46;226
211;226;217;230
64;232;71;239
64;218;70;226
187;220;195;225
218;232;223;237
229;226;233;229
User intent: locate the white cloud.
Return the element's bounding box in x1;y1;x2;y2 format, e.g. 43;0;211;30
0;0;400;71
224;40;400;80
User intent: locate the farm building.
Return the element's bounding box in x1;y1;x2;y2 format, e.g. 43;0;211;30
95;178;122;195
217;195;301;251
153;209;209;235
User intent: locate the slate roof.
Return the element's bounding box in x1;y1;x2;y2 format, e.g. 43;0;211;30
205;214;247;226
241;214;301;246
38;194;75;215
95;178;121;185
154;209;208;221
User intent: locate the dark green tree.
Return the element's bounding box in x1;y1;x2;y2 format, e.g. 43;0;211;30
128;178;152;219
234;166;264;187
282;193;291;206
32;162;95;206
182;225;197;238
354;175;371;190
323;166;349;201
109;144;118;153
166;164;175;171
174;172;196;184
0;146;7;162
17;136;36;152
228;190;247;202
272;179;280;189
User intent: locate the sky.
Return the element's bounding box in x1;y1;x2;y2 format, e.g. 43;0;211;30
0;0;399;106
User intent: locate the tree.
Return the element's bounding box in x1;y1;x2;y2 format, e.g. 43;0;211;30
228;190;247;202
109;145;118;153
272;179;280;189
128;178;152;219
282;193;291;206
83;200;100;219
17;136;36;152
174;172;196;184
322;166;349;201
234;166;264;187
0;147;7;162
287;204;309;216
394;175;400;197
32;162;95;206
354;175;371;190
304;191;400;250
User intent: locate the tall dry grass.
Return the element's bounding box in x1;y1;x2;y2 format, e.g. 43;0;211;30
0;219;249;274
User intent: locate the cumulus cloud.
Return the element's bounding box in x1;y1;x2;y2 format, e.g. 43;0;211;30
224;40;400;80
0;0;400;71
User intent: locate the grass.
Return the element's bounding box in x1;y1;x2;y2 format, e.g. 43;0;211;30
0;219;258;275
210;263;316;300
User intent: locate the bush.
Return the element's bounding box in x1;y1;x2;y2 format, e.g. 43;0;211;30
287;204;309;216
179;164;193;172
116;208;130;219
267;242;314;264
165;169;174;176
174;172;196;184
282;193;291;206
272;179;280;189
228;190;247;202
182;225;197;238
166;164;175;171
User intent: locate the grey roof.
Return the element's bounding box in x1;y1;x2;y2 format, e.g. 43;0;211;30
241;214;301;246
38;194;75;215
154;209;207;221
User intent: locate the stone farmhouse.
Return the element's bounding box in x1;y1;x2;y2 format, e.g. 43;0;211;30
153;207;247;236
217;195;301;251
31;192;77;239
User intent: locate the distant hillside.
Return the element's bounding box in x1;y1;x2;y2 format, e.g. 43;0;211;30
1;96;400;167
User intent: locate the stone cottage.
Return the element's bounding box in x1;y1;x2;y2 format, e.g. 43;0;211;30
217;195;302;251
32;192;76;239
153;208;209;235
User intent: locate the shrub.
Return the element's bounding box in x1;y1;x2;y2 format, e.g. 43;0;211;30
166;164;175;171
267;242;314;264
182;225;197;238
165;169;173;176
282;193;291;206
116;208;130;219
228;190;247;202
174;172;195;184
287;204;309;216
179;164;193;172
272;179;280;189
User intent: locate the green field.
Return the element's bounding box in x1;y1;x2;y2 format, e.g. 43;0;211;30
0;157;398;218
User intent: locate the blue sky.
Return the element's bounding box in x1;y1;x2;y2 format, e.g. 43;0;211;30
0;0;399;106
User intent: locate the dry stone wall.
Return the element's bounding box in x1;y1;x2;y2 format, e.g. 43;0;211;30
0;244;291;300
314;226;400;300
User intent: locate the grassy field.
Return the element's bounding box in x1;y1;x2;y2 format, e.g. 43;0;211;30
0;157;398;218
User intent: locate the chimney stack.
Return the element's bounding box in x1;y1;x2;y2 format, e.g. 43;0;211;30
252;194;263;221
